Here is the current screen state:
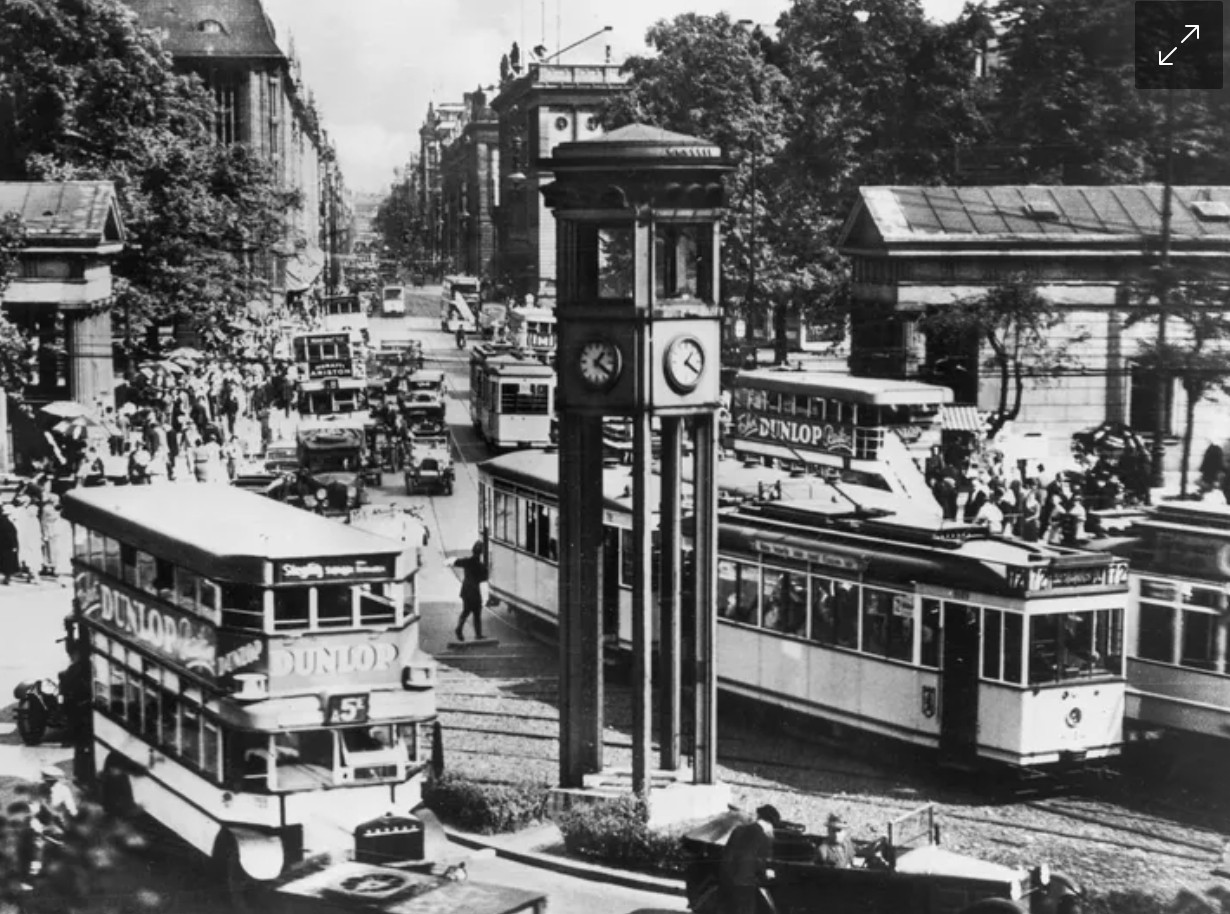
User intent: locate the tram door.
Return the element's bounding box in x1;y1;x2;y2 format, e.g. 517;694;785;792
601;527;622;640
940;602;980;763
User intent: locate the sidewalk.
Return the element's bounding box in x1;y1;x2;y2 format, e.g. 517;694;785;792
444;822;687;897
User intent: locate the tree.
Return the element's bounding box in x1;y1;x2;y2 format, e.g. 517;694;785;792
918;278;1089;439
0;0;299;360
1128;275;1230;497
374;178;421;268
0;212;32;403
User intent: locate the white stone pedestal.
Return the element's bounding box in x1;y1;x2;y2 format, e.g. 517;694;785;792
548;767;732;830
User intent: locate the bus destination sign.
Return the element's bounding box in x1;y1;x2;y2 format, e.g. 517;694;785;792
276;556;394;583
307;360;353;380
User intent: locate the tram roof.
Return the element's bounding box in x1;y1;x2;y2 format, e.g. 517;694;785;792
62;485;412;582
734;369;954;405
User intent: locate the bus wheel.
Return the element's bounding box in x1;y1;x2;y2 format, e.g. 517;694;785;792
213;832;265;914
99;756;135;818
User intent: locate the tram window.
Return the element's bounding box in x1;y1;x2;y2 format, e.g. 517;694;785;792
494;492;513;544
274;588;312;630
1185;585;1224;612
221;583;265;630
1003;613;1023;683
811;578;836;644
1181;610;1220;671
620;529;633;588
1136;603;1175;663
920;600;940;668
834;582;859;648
763;571;805;636
1029;615;1060;684
317;585;355;628
1140;579;1177;602
984;610;1003;679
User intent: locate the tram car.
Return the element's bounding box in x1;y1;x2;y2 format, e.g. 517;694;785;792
478;450;1129;770
468;345;556;450
1089;501;1230;745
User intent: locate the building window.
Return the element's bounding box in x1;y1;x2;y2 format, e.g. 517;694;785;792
1129;363;1174;437
20;259;83;280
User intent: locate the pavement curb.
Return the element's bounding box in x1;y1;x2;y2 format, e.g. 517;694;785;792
444;828;687;897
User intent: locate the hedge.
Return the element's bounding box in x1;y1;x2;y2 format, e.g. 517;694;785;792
421;772;550;835
555;795;688;876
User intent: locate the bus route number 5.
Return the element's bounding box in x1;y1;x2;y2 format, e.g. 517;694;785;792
326;694;371;725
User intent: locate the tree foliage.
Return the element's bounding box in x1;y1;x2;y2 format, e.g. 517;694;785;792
918;278;1088;438
374;178;421;267
0;212;32;403
0;0;299;359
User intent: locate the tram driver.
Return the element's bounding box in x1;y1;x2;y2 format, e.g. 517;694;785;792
815;813;856;868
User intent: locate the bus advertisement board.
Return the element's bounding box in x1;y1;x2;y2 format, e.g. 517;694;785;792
76;571;218;680
275;555;396;584
217;629;409;693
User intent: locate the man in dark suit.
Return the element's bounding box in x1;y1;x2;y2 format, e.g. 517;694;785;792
720;804;781;914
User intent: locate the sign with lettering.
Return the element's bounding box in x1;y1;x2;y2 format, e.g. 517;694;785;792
275;556;394;584
1006;559;1128;593
753;540;864;573
733;413;859;457
217;638;264;677
267;632;402;691
308;360;353;380
81;579;217;680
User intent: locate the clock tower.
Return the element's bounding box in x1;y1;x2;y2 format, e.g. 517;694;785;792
542;124;731;811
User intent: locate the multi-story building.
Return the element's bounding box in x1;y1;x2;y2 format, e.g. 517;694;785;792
125;0;333;306
838;184;1230;464
418;102;466;276
489;60;627;302
439;89;499;280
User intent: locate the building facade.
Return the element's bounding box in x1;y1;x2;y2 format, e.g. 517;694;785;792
838;185;1230;461
439;89;499;280
418;102;466;277
489;61;627;302
125;0;333;305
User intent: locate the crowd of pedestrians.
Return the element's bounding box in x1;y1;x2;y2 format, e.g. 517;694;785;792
924;435;1156;546
0;481;70;586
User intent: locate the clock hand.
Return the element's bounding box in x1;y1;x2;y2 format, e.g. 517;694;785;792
684;353;701;373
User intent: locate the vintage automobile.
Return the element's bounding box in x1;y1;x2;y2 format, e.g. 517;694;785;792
404;434;454;496
263;441;300;474
684;805;1081;914
399;370;447;431
295;427;369;514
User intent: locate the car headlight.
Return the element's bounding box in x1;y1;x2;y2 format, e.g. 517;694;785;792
315;488;328;502
1065;707;1082;728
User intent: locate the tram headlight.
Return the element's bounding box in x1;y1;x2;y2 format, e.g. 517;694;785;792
1065;707;1083;728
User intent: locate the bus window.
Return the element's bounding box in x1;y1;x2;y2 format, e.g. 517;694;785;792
274;588;311;630
91;652;109;711
316;585;355;628
181;694;202;767
273;731;334;790
340;726;402;781
72;522;87;559
198;579;221;623
135;551;157;593
359;590;397;626
160;692;180;755
202;717;222;779
221;583;265;631
175;569;197;614
141;664;161;744
153;557;175;600
103;536;121;579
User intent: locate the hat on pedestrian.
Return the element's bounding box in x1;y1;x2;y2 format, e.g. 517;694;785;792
826;813;847;830
472;540;485;554
755;805;782;827
40;766;61;782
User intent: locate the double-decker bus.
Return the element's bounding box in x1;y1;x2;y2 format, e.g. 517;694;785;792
293;330;369;426
63;485;436;892
478;450;1129;770
1091;501;1230;746
729;370;955;501
468;344;556;450
318;294;369;341
440;275;479;333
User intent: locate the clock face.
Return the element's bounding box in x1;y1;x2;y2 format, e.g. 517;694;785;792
578;339;622;390
664;336;706;394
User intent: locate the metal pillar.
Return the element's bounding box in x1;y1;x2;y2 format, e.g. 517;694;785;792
658;417;682;771
691;412;719;783
631;409;654;795
559;414;605;787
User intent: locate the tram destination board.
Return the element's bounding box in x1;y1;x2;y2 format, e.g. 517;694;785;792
275;860;547;914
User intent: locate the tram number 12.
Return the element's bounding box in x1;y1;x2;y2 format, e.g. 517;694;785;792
327;693;371;725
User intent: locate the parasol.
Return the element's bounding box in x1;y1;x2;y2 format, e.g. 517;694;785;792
166;346;205;363
52;415;108;440
39;400;90;420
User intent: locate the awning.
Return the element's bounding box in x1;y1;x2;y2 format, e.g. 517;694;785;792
285;245;326;293
940;405;983;432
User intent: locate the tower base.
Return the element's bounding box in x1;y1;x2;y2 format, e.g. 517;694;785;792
548;767;732;830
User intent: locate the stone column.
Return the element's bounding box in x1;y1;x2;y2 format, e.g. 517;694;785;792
65;307;115;410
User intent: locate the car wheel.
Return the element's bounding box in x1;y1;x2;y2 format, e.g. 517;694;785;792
16;695;47;746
